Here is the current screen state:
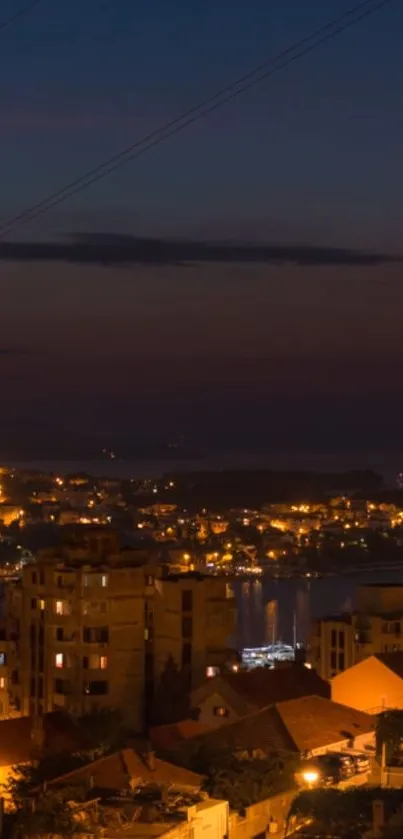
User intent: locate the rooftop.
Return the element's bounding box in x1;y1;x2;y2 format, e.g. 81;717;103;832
50;748;204;793
216;664;330;707
188;695;375;756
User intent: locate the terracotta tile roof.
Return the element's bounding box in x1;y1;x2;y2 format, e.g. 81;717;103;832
275;695;375;753
218;664;330;708
185;705;297;755
0;712;89;767
186;695;374;757
49;748;203;792
149;721;211;752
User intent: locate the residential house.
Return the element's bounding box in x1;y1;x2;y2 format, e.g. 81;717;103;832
49;747;204;794
190;663;330;729
179;695;375;760
331;652;403;713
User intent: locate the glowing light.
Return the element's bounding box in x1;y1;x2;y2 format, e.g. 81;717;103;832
302;770;319;784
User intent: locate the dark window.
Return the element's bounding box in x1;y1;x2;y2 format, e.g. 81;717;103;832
38;677;43;699
31;598;37;610
38;650;44;672
182;642;192;668
182;590;193;612
53;678;72;695
395;622;401;636
83;656;89;669
339;631;345;649
331;629;337;648
57;576;63;588
14;697;21;711
11;669;19;685
30;624;36;645
145;652;154;678
30;676;36;697
39;571;45;586
56;627;63;641
38;625;44;645
213;706;229;718
84;680;108;696
31;648;36;669
338;652;345;670
83;626;109;643
32;572;37;584
330;651;337;669
182;616;193;638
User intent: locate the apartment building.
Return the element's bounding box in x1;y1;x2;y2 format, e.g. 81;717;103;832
308;583;403;681
5;536;236;729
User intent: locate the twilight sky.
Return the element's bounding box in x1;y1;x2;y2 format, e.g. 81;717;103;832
0;0;403;461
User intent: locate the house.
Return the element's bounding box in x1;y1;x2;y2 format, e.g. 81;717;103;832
190;663;330;728
49;747;204;794
332;652;403;713
179;695;375;759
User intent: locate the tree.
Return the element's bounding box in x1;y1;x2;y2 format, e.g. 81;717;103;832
288;788;403;839
203;753;296;811
11;785;86;839
79;707;124;755
7;752;89;808
152;656;191;726
376;711;403;764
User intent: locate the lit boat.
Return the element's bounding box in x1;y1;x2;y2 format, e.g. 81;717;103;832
241;642;295;669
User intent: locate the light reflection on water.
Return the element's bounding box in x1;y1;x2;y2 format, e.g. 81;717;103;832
235;569;403;649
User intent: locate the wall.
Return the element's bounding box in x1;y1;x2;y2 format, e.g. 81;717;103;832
331;657;403;713
196;691;240;728
229;791;297;839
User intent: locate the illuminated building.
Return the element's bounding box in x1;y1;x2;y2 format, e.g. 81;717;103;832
5;537;236;729
309;583;403;680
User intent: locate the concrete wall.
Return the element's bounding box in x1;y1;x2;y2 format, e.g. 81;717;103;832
229;791;297;839
332;657;403;713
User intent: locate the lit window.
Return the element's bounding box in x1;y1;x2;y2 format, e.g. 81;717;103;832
55;653;64;669
39;599;45;610
0;677;5;689
213;706;229;718
100;656;108;670
55;600;69;615
101;575;108;587
206;666;219;678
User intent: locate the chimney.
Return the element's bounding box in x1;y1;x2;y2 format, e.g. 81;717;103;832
146;749;156;771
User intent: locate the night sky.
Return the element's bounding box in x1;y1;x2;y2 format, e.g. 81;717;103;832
1;0;402;462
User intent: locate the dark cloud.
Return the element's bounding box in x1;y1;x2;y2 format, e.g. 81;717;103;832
0;233;399;267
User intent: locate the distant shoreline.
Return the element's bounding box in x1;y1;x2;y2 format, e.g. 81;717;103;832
1;450;400;484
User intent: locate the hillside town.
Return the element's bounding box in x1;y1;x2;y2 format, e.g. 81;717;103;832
0;467;403;837
1;466;403;581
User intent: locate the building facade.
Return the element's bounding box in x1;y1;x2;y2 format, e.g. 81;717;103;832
308;583;403;681
5;541;236;729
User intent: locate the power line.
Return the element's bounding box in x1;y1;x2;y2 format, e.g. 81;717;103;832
0;0;44;34
0;0;396;239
